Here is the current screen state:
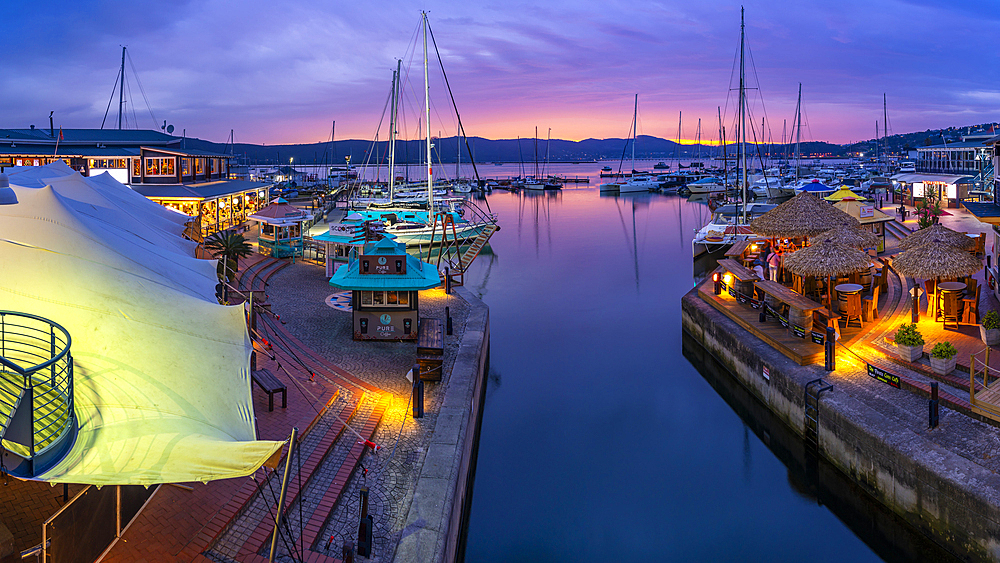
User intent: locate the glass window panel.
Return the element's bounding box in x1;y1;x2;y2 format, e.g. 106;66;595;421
373;292;385;305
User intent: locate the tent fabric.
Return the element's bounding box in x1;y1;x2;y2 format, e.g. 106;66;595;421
0;163;282;485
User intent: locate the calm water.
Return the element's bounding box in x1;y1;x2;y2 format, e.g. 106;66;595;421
453;163;954;562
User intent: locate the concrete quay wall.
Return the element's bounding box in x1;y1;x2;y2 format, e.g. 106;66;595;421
682;289;1000;561
394;286;490;563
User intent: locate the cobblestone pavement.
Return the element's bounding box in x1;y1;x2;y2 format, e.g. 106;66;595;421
235;259;470;562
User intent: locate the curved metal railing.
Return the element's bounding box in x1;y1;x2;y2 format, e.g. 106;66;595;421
0;311;76;478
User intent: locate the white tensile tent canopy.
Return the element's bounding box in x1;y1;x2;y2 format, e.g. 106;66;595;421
0;162;282;485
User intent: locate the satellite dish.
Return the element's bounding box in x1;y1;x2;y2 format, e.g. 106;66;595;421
166;124;175;134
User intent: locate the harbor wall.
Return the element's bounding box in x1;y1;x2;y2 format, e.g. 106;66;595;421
682;288;1000;562
394;286;490;563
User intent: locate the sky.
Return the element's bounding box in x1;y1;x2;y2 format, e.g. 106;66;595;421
2;0;999;146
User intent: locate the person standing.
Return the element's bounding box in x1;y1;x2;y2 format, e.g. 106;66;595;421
768;250;781;282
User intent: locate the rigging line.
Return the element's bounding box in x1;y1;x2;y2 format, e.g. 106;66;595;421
126;50;158;130
100;68;120;129
257;315;317;378
255;468;301;561
426;19;485;189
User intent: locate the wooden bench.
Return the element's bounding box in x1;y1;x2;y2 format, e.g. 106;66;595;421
755;279;828;336
251;368;286;412
417;318;444;381
717;258;760;282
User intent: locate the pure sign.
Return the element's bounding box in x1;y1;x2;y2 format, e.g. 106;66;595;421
867;363;900;388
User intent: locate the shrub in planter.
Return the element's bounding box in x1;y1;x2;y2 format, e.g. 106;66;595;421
895;323;925;362
930;341;958;375
982;310;1000;347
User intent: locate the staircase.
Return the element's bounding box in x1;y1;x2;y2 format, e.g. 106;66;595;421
884;219;912;241
427;199;500;287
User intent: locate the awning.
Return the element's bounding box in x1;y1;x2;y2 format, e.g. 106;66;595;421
890;173;974;184
1;162;282;485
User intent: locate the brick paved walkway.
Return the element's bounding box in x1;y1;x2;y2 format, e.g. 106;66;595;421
93;251;472;562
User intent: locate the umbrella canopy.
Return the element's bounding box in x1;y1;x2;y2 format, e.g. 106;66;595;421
824;186;867;202
898;224;976;251
892;239;983;279
782;238;872;278
750;191;861;238
818;225;879;249
797;179;836;193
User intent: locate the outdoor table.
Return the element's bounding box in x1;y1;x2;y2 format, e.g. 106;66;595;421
938;281;966;327
835;283;864;313
938;281;967;293
835;283;864;294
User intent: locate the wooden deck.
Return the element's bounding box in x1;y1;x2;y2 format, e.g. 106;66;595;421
698;280;823;365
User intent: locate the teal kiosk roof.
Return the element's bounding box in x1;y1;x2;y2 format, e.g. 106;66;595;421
329;237;441;291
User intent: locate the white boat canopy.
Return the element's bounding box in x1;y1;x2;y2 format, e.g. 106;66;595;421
0;162;282;485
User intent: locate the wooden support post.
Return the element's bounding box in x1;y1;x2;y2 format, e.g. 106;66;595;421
971;354;977;405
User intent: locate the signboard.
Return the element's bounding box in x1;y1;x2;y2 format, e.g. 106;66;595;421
859;204;875;218
360;255;407;275
762;365;770;381
810;331;825;345
354;311;416;341
791;324;806;338
867;363;901;388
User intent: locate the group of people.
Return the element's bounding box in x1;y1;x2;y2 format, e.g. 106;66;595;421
750;243;784;283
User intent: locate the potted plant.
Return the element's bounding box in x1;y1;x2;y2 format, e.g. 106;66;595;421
894;323;925;362
981;310;1000;347
929;342;958;375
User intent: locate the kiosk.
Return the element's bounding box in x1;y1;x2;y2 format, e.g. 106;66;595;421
248;198;307;258
330;237;441;341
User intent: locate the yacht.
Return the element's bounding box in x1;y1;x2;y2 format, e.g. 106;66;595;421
692;202;776;258
685;176;727;194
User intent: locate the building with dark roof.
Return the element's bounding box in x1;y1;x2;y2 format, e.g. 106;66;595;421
0;128;272;237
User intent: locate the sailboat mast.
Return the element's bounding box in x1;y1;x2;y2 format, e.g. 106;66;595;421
719;106;727;190
883;93;889;174
423;12;433;206
696;118;702;163
389;62;400;202
631;94;638;173
794;83;802;181
740;7;748;226
118;46;126;130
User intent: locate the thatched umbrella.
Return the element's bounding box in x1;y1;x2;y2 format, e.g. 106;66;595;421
750;191;861;239
898;223;976;251
892;239;983;322
782;238;872;311
817;225;879;250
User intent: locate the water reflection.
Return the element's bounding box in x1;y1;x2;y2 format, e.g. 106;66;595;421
461;170;948;562
682;333;958;563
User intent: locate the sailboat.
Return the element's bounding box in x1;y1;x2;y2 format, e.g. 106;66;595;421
600;95;659;194
692;7;769;255
343;12;498;247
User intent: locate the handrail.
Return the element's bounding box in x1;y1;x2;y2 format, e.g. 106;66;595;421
0;311;76;478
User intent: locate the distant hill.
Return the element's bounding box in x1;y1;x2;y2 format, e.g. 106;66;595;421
194;135;847;166
188;122;997;166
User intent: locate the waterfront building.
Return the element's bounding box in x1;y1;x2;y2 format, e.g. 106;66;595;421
0;128;272;238
248;198;308;258
958;133;1000;301
329;237;441;341
892;133;994;208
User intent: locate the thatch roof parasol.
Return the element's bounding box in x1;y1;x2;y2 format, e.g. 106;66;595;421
782;238;872;278
750;191;861;238
817;226;878;249
898;224;976;251
892;239;983;279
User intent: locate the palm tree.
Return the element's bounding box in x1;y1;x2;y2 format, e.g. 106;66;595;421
204;230;253;282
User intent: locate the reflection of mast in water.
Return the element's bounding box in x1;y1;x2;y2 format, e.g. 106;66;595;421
613;196;639;292
473;250;498;298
